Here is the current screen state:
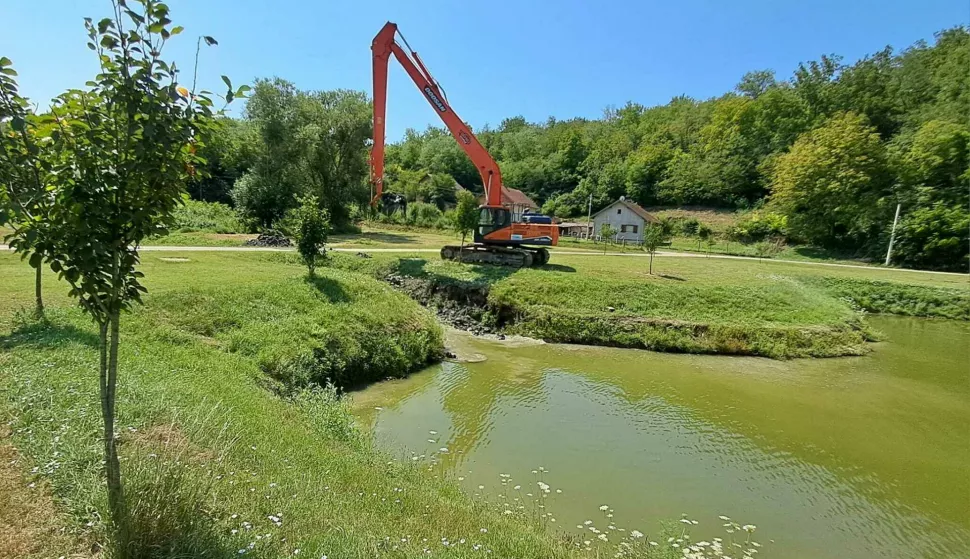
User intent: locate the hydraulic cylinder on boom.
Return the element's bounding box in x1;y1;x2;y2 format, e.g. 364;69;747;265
369;21;558;267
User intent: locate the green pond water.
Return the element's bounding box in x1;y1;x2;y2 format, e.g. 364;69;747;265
354;316;970;558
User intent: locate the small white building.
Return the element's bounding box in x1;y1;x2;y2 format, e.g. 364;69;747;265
558;221;593;238
591;198;658;242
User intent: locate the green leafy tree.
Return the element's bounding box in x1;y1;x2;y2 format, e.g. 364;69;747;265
736;70;777;99
0;60;53;317
2;4;239;552
452;189;479;263
427;173;459;208
891;119;969;206
770;112;891;248
233;80;369;230
641;223;671;274
293;195;330;276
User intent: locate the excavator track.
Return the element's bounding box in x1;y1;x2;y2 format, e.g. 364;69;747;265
441;245;549;268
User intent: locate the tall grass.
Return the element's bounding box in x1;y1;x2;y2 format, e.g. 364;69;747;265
170;199;245;234
806;276;970;320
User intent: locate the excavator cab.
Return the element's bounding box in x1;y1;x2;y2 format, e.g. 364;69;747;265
474;206;512;243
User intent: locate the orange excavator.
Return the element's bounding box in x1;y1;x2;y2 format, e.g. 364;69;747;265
370;22;559;267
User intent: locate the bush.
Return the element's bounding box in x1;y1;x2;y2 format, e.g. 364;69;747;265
170;198;244;234
892;203;969;272
679;217;700;236
728;210;788;242
406;202;444;228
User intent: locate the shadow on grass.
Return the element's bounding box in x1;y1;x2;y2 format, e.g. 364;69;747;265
0;317;99;350
539;263;576;273
306;275;351;303
659;274;687;281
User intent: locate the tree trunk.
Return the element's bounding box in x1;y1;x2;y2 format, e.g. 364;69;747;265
459;233;465;264
101;311;127;553
34;265;43;318
649;251;654;275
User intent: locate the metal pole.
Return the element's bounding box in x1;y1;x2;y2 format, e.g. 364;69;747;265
884;203;902;266
585;193;593;240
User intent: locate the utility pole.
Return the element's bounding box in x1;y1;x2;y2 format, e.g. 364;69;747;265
884;203;902;266
585;193;593;240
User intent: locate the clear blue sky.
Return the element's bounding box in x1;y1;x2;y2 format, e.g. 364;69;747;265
2;0;966;141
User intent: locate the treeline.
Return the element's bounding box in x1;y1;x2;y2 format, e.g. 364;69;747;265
193;78;372;231
193;28;969;271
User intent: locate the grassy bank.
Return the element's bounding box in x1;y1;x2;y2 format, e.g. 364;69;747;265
1;250;761;558
0;252;561;557
329;249;968;359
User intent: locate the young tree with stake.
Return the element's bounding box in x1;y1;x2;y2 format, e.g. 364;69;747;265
600;223;617;254
1;2;243;553
0;63;54;318
641;223;672;275
293;195;330;276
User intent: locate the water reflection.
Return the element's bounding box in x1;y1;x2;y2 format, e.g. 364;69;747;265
356;317;970;559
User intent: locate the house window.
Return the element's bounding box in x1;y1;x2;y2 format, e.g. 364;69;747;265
617;209;622;215
620;224;639;234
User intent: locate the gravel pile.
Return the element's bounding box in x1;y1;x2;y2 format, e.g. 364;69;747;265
245;232;292;247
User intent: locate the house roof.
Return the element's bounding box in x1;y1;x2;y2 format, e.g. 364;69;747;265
591;199;658;223
479;187;538;209
502;187;537;208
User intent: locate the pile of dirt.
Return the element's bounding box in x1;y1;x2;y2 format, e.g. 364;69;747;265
385;273;495;335
244;232;292;247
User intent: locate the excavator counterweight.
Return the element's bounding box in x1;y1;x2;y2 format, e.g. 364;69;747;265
369;22;558;267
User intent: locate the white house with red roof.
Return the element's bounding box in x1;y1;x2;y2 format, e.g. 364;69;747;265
590;197;658;242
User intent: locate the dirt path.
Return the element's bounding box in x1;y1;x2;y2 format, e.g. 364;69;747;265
2;244;967;277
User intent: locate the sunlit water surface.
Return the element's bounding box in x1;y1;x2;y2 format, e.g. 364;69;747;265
354;317;970;559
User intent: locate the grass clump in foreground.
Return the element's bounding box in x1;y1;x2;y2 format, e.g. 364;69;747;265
0;251;746;558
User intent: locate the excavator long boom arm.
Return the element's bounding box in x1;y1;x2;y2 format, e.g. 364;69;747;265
371;22;503;206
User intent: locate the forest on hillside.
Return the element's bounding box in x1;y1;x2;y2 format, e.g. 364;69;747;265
193;28;969;271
